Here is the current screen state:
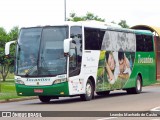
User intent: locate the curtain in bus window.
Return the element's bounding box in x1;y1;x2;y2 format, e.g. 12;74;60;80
101;31;136;52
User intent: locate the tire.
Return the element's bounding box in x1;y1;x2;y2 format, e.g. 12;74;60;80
96;91;110;96
126;75;142;94
80;79;94;101
132;75;142;94
39;96;51;103
126;88;133;94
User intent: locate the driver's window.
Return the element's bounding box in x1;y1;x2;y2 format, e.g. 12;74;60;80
69;26;82;77
69;48;77;69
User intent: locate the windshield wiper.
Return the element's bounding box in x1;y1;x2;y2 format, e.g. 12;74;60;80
25;65;37;76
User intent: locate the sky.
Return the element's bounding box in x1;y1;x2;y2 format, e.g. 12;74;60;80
0;0;160;31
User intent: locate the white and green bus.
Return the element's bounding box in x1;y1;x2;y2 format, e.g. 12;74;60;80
5;21;156;102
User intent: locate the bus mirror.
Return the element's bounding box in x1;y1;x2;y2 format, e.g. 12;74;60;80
64;38;72;54
5;41;16;56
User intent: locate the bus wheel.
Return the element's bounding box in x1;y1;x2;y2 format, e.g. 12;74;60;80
133;75;142;94
38;96;51;103
96;91;110;96
126;89;133;94
126;75;142;94
80;79;94;101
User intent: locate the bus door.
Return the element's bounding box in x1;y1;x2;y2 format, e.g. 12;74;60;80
68;26;83;95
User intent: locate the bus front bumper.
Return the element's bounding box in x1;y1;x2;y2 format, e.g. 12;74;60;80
15;82;69;96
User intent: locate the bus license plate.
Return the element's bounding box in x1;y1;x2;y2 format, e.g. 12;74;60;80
34;89;43;93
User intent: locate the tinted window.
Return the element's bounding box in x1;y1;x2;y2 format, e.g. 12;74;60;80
136;35;153;52
69;26;82;77
85;28;105;50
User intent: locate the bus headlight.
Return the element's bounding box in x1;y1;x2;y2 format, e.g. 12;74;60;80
53;78;67;84
15;80;25;85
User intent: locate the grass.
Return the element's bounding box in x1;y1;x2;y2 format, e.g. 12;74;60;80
0;80;24;101
6;73;15;79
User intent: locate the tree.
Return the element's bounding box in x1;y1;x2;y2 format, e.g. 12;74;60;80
0;28;7;92
118;20;130;28
67;13;84;21
111;21;116;24
0;27;8;82
67;12;105;22
0;26;19;82
8;26;19;41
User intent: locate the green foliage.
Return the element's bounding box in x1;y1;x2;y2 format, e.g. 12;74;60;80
111;21;116;24
8;26;19;41
0;81;17;100
67;12;131;29
0;26;19;81
67;13;84;21
67;12;105;22
0;28;8;57
118;20;130;28
0;27;9;82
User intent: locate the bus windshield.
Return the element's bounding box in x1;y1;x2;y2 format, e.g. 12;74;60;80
16;26;68;77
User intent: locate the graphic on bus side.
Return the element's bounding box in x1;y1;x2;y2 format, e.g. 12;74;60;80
96;50;135;91
96;30;136;91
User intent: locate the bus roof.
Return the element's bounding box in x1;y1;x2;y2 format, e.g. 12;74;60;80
21;21;153;35
134;29;153;35
21;21;121;29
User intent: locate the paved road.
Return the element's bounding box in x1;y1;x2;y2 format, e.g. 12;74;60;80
0;85;160;120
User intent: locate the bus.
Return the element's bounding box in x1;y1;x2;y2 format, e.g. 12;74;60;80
5;21;156;102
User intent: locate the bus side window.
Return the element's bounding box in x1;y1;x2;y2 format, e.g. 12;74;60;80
69;26;82;77
136;35;153;52
84;28;105;50
136;35;144;52
85;28;99;50
69;47;77;69
144;35;153;52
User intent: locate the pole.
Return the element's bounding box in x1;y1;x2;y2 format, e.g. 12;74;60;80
64;0;66;21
